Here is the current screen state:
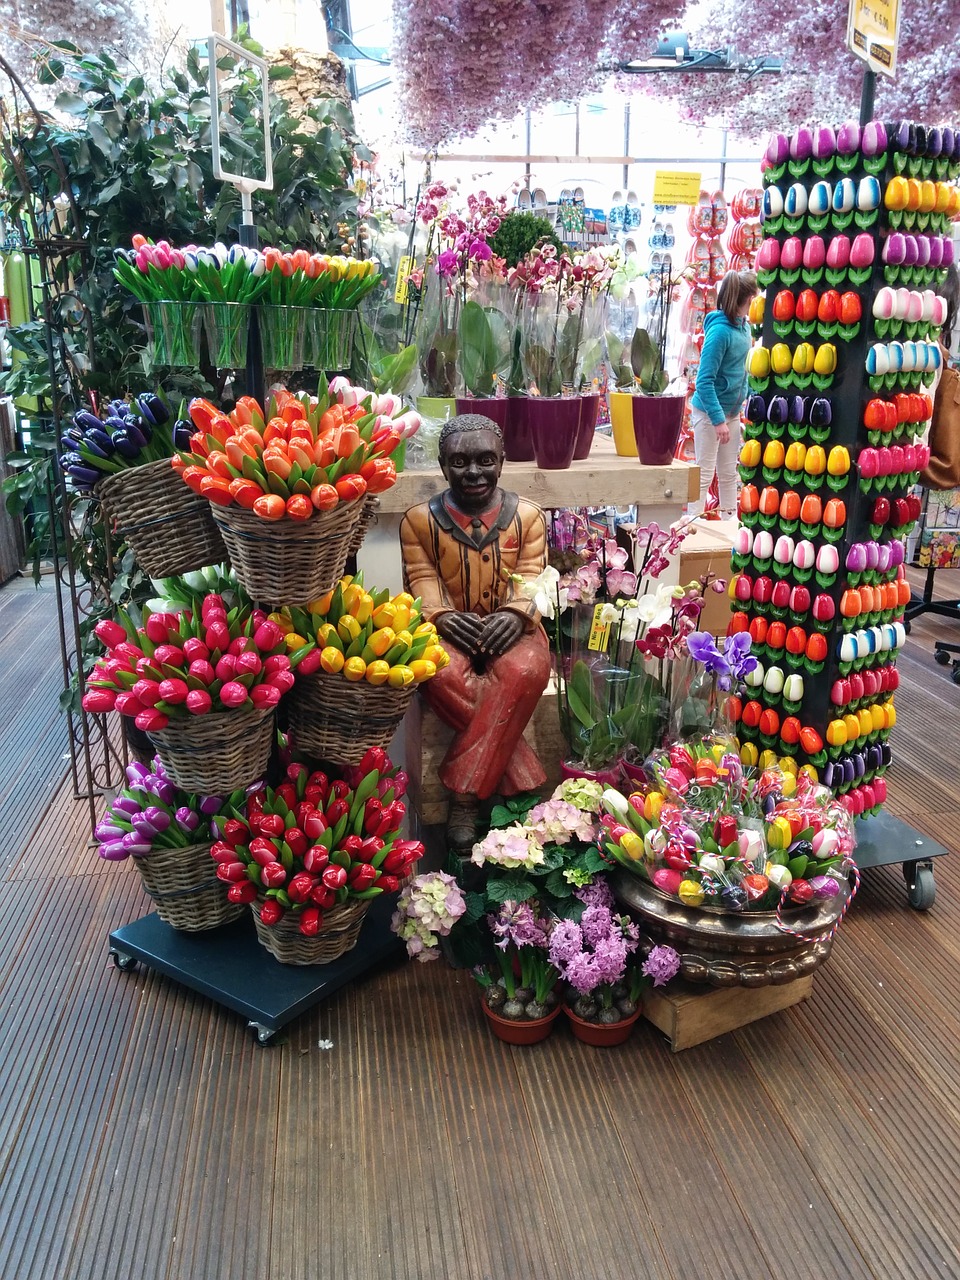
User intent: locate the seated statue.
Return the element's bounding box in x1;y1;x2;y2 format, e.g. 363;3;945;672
400;414;551;848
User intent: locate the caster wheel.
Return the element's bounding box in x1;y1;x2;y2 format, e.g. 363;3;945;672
903;862;935;911
951;667;960;687
110;948;138;972
248;1020;278;1047
935;648;952;666
904;619;912;635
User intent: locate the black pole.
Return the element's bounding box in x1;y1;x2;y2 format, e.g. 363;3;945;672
859;68;877;127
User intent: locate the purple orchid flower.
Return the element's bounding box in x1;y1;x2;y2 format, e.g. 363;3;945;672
435;249;459;277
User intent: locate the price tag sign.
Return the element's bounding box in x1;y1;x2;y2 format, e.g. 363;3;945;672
394;255;413;305
587;603;612;652
652;171;702;206
846;0;901;77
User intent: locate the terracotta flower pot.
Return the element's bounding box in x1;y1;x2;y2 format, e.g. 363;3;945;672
481;1000;561;1045
564;1005;642;1046
631;394;686;465
573;393;600;460
526;396;581;470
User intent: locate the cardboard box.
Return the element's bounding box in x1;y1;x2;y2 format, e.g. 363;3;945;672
677;524;735;635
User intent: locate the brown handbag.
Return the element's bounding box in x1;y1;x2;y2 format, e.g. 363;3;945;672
920;357;960;490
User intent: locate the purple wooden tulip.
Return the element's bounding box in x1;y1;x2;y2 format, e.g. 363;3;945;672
821;761;839;790
125;763;150;787
98;839;130;861
768;395;789;424
812;125;837;158
902;235;919;266
846;543;867;573
916;236;931;266
789;395;805;423
893;120;912;152
861;120;888;156
927;127;943;158
121;830;152;857
942;127;956;159
199;794;223;816
928;236;943;267
144;805;171;832
882;232;906;264
148;778;176;805
131;813;158;839
175;805;200;832
766;132;789;166
837;120;861;154
875;543;893;573
95;821;124;841
881;743;893;767
810;398;832;427
790;126;813;160
866;744;882;770
852;752;867;780
113;795;141;816
915;124;928;156
889;540;906;566
943;238;955;267
864;541;880;570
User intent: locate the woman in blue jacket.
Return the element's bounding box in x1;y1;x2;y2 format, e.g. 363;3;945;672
689;269;758;518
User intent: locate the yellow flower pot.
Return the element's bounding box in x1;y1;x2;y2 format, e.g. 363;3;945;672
609;391;638;456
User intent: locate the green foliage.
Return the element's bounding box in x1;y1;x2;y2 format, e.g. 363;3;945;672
487;211;564;267
1;33;366;401
351;320;417;394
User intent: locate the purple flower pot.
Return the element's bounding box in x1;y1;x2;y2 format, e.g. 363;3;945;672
527;397;580;470
574;394;600;461
454;397;511;433
502;395;536;462
631;395;685;466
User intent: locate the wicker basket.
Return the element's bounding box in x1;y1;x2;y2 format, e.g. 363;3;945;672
212;499;364;605
146;703;275;793
97;458;227;579
132;841;244;932
345;494;380;558
287;669;416;765
251;896;369;965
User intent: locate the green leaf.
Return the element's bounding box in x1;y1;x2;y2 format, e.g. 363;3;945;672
488;804;515;830
486;876;536;904
544;869;573;898
463;891;486;925
268;65;296;80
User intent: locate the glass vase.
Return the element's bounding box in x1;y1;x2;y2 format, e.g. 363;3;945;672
145;301;203;367
259;304;307;370
202;302;250;369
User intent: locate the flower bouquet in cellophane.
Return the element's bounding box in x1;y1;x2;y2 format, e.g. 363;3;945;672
601;738;858;921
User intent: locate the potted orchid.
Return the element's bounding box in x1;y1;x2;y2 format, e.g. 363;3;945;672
407;183;508;415
508;244;614;467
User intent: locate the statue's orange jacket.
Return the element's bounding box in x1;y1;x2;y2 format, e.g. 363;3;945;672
399;490;547;628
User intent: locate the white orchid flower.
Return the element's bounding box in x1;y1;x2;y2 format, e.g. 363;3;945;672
519;564;568;619
635;582;676;628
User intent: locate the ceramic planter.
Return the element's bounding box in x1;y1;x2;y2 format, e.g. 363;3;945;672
526;396;580;470
632;395;685;465
609;390;638;456
574;393;601;460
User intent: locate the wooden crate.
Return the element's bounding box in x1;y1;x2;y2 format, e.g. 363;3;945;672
642;974;814;1052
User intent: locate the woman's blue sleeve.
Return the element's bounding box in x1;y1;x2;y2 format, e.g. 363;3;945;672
694;330;728;426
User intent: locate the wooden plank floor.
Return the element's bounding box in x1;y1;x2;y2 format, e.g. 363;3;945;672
1;571;960;1280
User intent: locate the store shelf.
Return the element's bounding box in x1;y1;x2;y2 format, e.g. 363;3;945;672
377;438;698;513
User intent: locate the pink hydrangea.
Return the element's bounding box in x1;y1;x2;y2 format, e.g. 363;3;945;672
527;797;598;846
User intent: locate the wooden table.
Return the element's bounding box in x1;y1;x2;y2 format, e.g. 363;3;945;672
374;435;698;514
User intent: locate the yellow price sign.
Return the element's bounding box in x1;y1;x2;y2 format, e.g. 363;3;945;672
587;603;612;653
846;0;900;77
394;255;414;305
652;171;702;206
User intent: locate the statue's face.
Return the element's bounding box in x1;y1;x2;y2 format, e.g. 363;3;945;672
440;429;504;513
